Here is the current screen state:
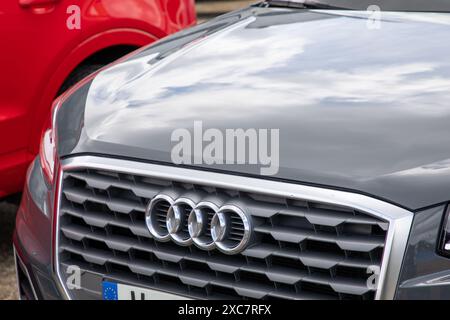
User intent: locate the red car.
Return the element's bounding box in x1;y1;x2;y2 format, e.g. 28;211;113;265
0;0;196;198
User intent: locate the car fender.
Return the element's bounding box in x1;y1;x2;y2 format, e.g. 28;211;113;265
27;28;160;155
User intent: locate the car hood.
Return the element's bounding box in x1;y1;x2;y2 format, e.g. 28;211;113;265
58;7;450;211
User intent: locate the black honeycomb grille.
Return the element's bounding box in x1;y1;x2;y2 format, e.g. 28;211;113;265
57;168;388;300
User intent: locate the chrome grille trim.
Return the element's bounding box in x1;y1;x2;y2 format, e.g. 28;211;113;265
54;156;414;300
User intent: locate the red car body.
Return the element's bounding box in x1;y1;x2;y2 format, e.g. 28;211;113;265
0;0;196;198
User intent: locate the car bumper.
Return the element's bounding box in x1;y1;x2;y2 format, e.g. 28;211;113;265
13;158;64;300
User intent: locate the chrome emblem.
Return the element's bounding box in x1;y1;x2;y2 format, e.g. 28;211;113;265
188;208;204;238
211;212;227;242
166;205;181;234
145;194;252;254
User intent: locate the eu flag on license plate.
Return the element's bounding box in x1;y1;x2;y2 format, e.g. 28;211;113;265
102;281;118;300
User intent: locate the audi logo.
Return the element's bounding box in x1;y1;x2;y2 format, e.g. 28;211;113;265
145;194;252;254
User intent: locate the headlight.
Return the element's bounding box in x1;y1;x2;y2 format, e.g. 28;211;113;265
39;99;61;184
439;205;450;256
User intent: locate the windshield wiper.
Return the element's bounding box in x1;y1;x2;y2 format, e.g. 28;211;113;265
265;0;350;10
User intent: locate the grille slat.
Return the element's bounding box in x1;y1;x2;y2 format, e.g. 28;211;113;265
63;186;145;214
66;171;160;199
278;207;387;229
61;222;376;272
254;225;384;252
61;206;150;237
58;168;389;300
243;244;374;269
60;238;373;297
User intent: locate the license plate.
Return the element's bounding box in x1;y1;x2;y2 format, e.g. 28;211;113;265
102;281;189;300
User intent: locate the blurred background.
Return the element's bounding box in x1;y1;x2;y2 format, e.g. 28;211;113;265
196;0;255;22
0;0;255;301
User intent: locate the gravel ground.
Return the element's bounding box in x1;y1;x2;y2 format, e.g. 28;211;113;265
0;201;19;300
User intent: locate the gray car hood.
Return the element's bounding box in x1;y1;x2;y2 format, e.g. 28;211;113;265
58;7;450;210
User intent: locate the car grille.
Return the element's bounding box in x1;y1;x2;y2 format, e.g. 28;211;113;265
57;167;389;300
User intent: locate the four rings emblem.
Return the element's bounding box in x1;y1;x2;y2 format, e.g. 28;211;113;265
145;194;252;254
